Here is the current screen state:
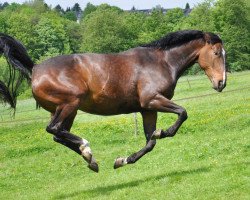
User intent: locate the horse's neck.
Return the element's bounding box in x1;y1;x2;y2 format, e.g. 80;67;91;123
164;40;204;80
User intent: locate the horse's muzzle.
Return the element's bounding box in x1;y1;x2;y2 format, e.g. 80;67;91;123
214;80;226;92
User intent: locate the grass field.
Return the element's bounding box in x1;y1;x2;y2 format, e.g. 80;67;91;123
0;71;249;200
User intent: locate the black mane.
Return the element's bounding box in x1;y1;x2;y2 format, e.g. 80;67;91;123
141;30;222;50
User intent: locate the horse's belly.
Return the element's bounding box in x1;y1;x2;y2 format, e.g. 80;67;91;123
79;95;141;115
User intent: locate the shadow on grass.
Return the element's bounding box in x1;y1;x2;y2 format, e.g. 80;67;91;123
55;166;210;199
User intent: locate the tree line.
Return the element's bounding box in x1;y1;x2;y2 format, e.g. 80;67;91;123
0;0;249;86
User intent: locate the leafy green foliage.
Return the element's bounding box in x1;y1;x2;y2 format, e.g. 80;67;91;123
123;12;146;46
64;20;83;53
35;13;71;61
180;0;215;31
82;2;97;19
63;10;77;21
54;4;64;14
81;5;134;53
212;0;250;71
164;8;185;32
7;9;38;59
138;8;167;44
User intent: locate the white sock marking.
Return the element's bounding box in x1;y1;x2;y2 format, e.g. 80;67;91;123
123;158;128;165
82;139;89;147
80;139;92;155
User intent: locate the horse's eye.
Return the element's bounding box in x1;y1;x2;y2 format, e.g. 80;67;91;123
214;52;220;56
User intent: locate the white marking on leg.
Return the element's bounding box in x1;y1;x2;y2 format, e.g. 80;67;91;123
79;139;92;156
123;158;128;165
82;139;90;147
115;157;128;167
83;146;92;155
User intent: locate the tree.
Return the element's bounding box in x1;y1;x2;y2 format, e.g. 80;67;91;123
63;10;77;21
131;6;136;11
81;5;133;53
0;10;8;32
155;5;164;12
185;3;190;9
123;12;146;47
138;8;167;44
82;3;97;19
54;4;64;14
180;0;215;31
24;0;48;13
65;20;83;53
72;3;81;13
2;2;9;9
164;8;185;32
6;8;39;60
35;13;71;61
212;0;250;71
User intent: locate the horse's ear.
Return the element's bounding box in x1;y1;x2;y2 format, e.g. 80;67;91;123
204;33;211;44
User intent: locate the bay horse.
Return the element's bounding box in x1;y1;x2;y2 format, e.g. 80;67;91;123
0;30;227;172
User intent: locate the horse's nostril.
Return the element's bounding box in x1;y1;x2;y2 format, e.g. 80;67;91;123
218;80;223;88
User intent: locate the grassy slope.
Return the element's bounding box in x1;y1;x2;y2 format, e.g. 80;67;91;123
0;71;249;200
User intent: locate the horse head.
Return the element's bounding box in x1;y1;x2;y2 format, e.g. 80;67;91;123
198;33;227;92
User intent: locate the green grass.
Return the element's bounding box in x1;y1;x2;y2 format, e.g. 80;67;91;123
0;71;249;200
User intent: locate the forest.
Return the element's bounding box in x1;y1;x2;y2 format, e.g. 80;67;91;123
0;0;249;95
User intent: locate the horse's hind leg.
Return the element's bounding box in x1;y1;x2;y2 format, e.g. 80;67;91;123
114;111;157;169
47;101;99;172
52;113;82;155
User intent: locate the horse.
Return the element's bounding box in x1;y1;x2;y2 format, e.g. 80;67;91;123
0;30;227;173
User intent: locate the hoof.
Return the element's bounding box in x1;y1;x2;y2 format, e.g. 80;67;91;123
151;129;162;140
88;161;99;173
114;157;127;169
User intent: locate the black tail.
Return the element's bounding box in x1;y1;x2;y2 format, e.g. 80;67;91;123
0;33;34;109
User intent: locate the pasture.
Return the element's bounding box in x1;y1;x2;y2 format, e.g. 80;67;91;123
0;71;249;200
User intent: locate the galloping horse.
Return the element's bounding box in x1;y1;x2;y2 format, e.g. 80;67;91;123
0;30;227;172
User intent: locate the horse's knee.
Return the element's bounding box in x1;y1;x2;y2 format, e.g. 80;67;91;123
179;108;188;121
46;125;55;134
140;98;158;110
46;112;64;133
46;124;61;135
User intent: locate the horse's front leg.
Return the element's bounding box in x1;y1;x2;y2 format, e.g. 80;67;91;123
141;94;188;139
114;111;157;169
